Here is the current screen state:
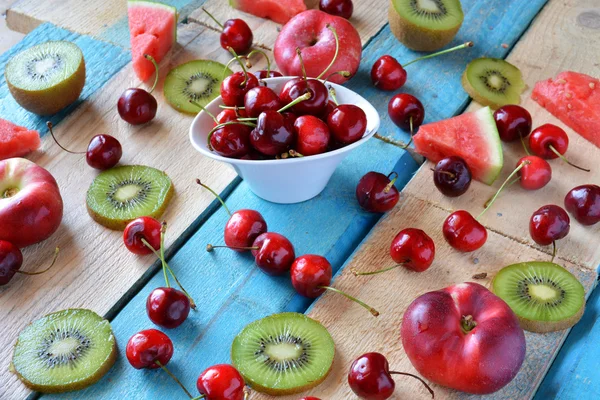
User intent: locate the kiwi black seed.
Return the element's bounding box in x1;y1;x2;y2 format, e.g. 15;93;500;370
389;0;464;51
11;309;117;393
86;165;174;230
492;261;585;333
231;312;335;395
164;59;232;114
5;41;86;116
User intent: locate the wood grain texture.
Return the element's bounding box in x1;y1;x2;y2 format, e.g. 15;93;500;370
0;12;24;54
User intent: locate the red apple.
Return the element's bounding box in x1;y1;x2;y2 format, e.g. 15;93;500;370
274;10;361;84
0;158;63;248
401;282;526;395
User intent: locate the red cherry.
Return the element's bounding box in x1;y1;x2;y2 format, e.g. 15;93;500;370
225;209;268;251
216;108;246;125
388;94;424;132
203;9;253;55
294;115;331;156
244;86;282;118
250;110;296;156
299;398;322;400
433;156;472;197
251;232;296;276
118;88;157;125
327;104;367;144
529;124;568;159
197;364;246;400
146;287;191;329
322;100;337;120
371;56;406;91
123;217;162;255
319;0;353;19
210;124;252;159
517;155;552;190
0;240;23;286
126;329;173;369
355;172;400;213
221;72;259;107
530;205;570;246
493;105;532;142
443;210;487;252
280;77;329;116
255;70;283;79
390;229;435;272
564;184;600;226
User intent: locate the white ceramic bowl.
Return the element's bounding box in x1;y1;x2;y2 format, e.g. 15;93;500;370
189;77;380;204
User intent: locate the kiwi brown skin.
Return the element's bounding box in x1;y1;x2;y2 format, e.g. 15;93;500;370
517;303;585;333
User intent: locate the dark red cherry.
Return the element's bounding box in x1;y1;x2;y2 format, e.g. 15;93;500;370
356;172;400;213
564;184;600;226
250;110;295;156
328;105;367;144
224;209;268;251
244;86;282;118
433;156;472;197
255;70;283;79
530;205;570;246
371;55;406;91
126;329;173;369
529;124;568;159
290;254;332;298
294;115;331;156
348;352;395;400
86;134;123;170
221;19;253;55
517;155;552;190
216;108;246;125
322;100;337;120
210;124;251;158
280;78;329;116
123;217;162;255
388;94;424;132
319;0;353;19
390;229;435;272
220;72;259;107
251;232;296;276
197;364;246;400
0;240;23;286
443;210;487;252
118;88;158;125
146;287;191;329
493;105;532;142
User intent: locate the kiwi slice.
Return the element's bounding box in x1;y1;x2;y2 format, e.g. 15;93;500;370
164;60;232;114
11;309;116;393
5;41;86;116
388;0;464;51
87;165;174;230
231;312;335;395
492;261;585;333
462;57;526;109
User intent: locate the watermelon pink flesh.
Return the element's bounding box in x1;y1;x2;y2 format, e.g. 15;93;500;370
0;119;40;161
413;107;504;185
128;1;177;81
230;0;307;25
532;71;600;148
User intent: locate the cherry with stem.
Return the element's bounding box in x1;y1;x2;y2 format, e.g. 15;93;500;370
245;49;282;79
0;242;60;286
118;54;159;125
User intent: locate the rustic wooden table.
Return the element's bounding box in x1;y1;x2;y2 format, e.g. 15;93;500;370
1;0;599;399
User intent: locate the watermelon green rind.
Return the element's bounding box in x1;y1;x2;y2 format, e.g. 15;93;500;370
475;107;503;184
128;0;178;41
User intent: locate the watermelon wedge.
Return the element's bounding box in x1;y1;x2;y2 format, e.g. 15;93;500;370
413;107;503;185
128;0;178;82
532;71;600;148
230;0;309;25
0;119;40;161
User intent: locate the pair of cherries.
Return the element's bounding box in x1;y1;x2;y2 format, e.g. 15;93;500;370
0;242;59;286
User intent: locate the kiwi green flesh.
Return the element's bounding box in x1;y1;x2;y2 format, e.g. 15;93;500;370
12;309;116;393
492;262;585;332
463;58;526;108
392;0;463;30
164;60;232;114
231;312;335;395
86;165;173;230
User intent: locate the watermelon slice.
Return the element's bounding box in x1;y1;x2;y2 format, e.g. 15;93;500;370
532;71;600;148
0;119;40;161
128;0;178;81
413;107;503;185
230;0;309;25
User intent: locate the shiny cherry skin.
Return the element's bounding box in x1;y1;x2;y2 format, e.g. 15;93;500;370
388;94;424;131
356;172;400;213
251;232;296;276
221;19;253;55
244;86;282;118
210;124;251;158
86;134;122;170
123;217;162;255
294;115;330;156
250;110;295;156
118;88;157;125
255;70;283;79
443;210;487;252
197;364;246;400
290;255;332;298
280;78;329;116
433;156;472;197
564;184;600;226
224;210;268;251
322;100;337;120
216;108;246;125
529;124;568;159
328;105;367;144
126;329;173;369
348;352;395;400
390;228;435;272
517;156;552;190
493;105;532;142
146;287;191;329
221;72;259;107
319;0;353;19
530;205;570;246
0;240;23;286
371;55;406;91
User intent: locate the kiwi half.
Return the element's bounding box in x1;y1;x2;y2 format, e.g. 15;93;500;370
164;60;232;114
5;41;86;116
491;261;585;333
388;0;464;51
462;57;526;109
11;309;116;393
231;312;335;395
86;165;174;230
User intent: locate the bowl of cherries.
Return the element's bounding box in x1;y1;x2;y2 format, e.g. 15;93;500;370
190;74;380;204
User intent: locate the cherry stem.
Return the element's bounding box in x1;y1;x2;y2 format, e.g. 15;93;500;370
247;49;272;75
549;145;590;172
402;41;474;67
141;237;170;288
389;371;435;399
431;168;455;179
483;177;519;208
206;244;259;252
17;247;60;276
373;133;409;148
189;100;217;122
289;149;303;158
155;361;194;399
277;92;312;113
196;179;232;216
400;116;414;149
144;54;159;94
384;171;398;193
296;47;308;83
323;70;351;84
219;105;246;110
47;122;85;155
207;121;257;150
317;286;380;317
316;24;340;80
478;160;529;220
227;47;250;86
328;86;339;106
551;241;556;263
520;133;530;155
351;264;401;276
202;7;224;29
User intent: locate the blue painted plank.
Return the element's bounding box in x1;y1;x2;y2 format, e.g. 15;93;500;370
0;23;130;134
